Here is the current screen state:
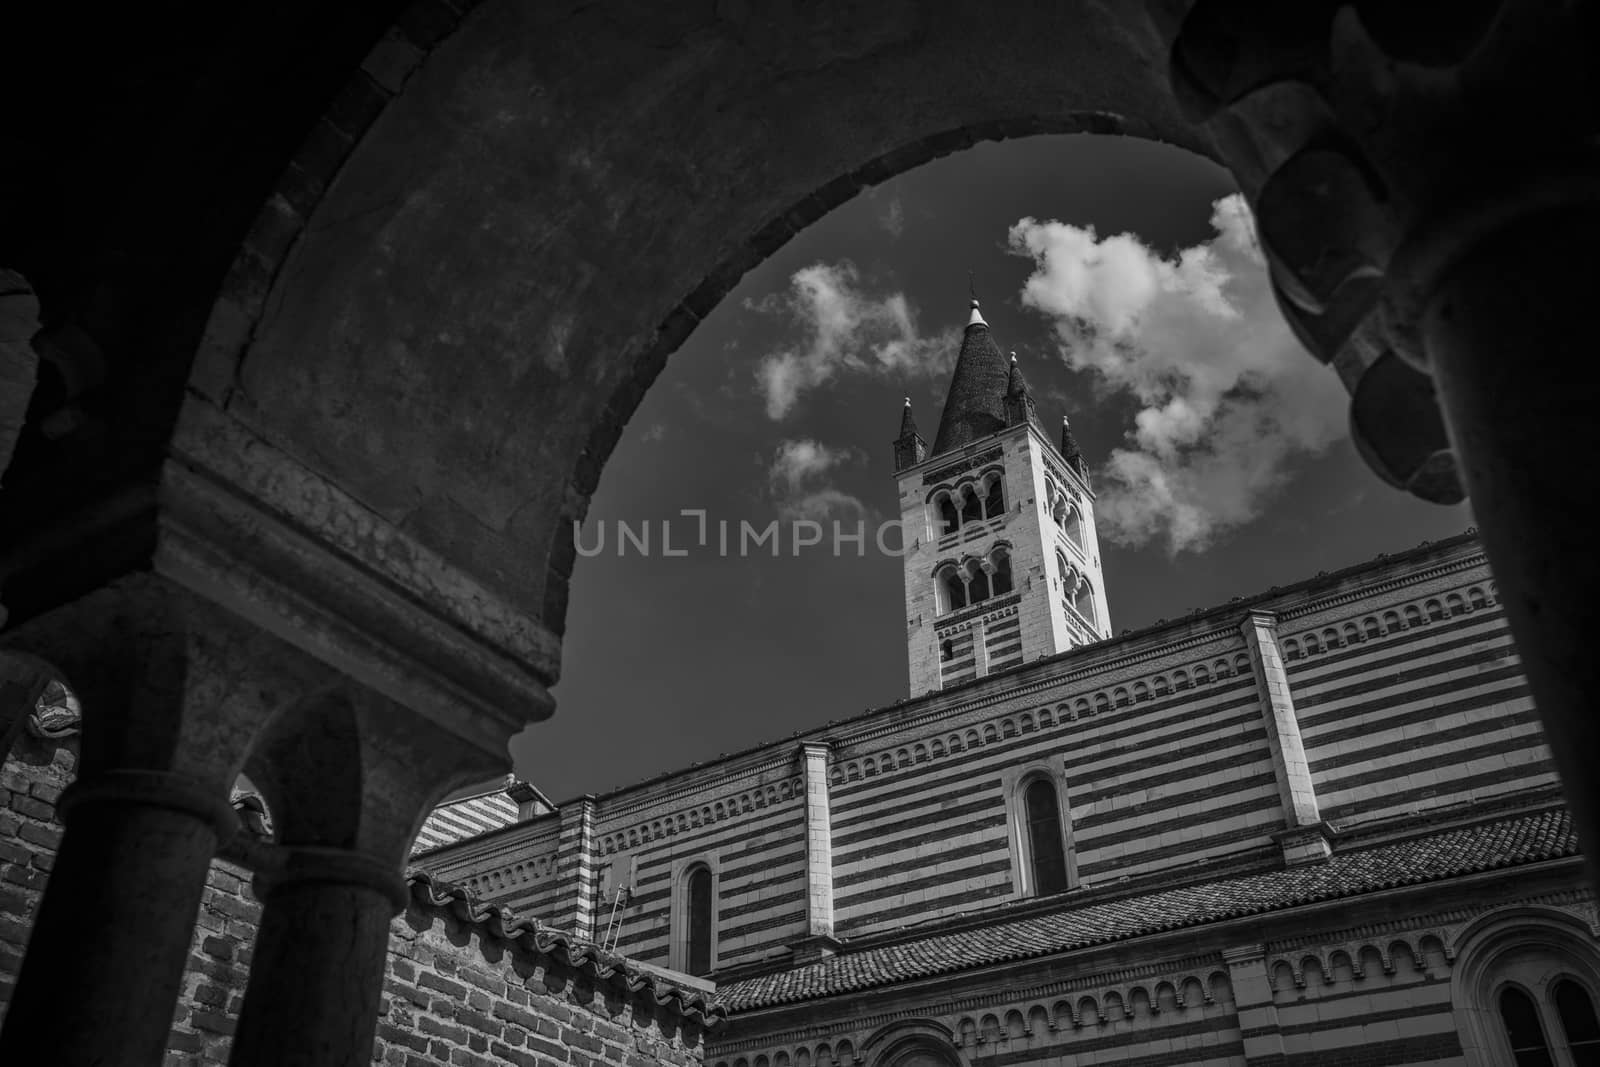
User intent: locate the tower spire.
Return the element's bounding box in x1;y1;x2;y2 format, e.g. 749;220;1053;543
893;395;927;471
1061;414;1089;481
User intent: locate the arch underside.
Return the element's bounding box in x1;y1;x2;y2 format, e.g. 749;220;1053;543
175;0;1215;646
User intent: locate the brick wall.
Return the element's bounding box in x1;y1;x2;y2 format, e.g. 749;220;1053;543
0;726;72;1015
0;733;722;1066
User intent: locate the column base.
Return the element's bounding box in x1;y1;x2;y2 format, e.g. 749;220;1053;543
790;934;843;963
1272;823;1336;867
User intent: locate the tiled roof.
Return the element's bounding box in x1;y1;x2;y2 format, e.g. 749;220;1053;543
412;787;521;854
406;871;725;1026
716;808;1578;1013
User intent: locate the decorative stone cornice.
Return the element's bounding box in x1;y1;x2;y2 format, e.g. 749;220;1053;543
159;396;556;758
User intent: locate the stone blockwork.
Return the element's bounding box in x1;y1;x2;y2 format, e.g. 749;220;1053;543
0;732;722;1066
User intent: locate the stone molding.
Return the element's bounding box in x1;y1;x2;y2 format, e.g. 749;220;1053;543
160;397;556;757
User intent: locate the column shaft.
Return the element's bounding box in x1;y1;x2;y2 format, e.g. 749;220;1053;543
801;743;835;939
1239;611;1328;864
1224;946;1287;1066
230;854;405;1067
0;774;224;1066
1424;206;1600;888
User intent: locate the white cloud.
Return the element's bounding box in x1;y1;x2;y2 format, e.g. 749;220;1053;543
1009;194;1347;554
767;439;867;521
750;262;954;420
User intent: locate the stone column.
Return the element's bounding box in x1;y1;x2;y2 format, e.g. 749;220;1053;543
1238;611;1329;865
800;742;836;941
0;577;316;1067
1222;945;1287;1066
1162;0;1600;891
230;689;503;1067
231;849;409;1067
1423;214;1600;893
555;794;599;942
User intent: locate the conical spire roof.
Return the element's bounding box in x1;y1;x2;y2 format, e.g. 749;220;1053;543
898;397;920;439
1006;352;1030;398
931;299;1011;455
1061;414;1089;478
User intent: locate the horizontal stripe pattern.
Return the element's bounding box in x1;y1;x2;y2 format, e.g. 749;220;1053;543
1293;599;1554;826
828;674;1278;937
596;795;810;967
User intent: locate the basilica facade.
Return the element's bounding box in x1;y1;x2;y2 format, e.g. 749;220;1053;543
414;303;1599;1066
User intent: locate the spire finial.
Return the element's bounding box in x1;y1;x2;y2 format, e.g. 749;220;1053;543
1010;350;1018;364
966;276;987;328
903;395;911;407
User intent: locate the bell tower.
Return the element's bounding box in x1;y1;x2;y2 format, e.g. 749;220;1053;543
894;297;1110;697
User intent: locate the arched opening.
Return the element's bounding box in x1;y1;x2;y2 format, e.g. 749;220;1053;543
679;863;715;978
937;563;967;615
1062;504;1083;550
982;474;1005;520
987;546;1013;598
1452;910;1600;1067
1072;576;1097;626
1500;986;1553;1066
1023;777;1070;896
1554;980;1600;1060
936;494;960;537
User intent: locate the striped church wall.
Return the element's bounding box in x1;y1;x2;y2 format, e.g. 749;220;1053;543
938;629;977;688
825;635;1283;938
591;768;811;969
421;816;565;922
716;923;1478;1067
984;612;1023;673
1287;566;1556;828
715;961;1247;1067
1259;932;1462;1065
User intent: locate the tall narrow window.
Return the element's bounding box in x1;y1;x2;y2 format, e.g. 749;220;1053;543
685;866;713;977
1024;778;1069;896
1501;987;1556;1067
937;496;960;536
1555;980;1600;1065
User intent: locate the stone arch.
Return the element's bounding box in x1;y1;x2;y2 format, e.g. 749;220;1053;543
860;1020;962;1067
1154;981;1178;1013
1450;906;1600;1067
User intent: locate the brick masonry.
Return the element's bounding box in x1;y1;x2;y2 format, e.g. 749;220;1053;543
0;732;721;1066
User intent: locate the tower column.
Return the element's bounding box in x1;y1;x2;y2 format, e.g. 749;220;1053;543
1238;610;1329;865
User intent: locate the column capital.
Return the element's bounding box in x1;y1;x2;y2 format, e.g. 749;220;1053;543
799;740;832;760
1238;609;1279;634
61;768;239;837
1220;943;1267;967
253;845;411;913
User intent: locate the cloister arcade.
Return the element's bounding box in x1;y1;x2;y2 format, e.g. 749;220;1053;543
0;2;1595;1065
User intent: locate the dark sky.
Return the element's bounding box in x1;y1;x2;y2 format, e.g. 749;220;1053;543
509;135;1472;802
